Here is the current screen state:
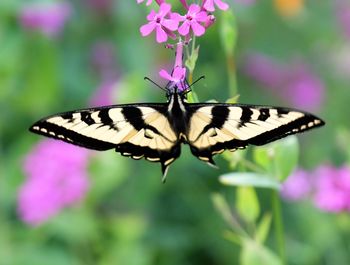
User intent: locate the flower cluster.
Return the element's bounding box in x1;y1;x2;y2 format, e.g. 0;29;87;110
281;165;350;213
138;0;229;90
18;140;90;226
139;0;228;43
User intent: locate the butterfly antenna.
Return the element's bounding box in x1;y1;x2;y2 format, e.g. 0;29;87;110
144;77;167;92
190;75;205;87
183;75;205;94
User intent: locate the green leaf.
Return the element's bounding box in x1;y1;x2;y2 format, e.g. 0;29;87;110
256;213;272;244
236;187;260;223
185;45;199;72
219;172;281;190
253;135;299;181
240;239;282;265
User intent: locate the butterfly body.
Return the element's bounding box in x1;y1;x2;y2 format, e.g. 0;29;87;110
30;86;324;180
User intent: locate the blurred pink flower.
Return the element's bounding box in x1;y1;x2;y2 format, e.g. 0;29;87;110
178;4;208;37
90;41;119;80
313;165;350;213
203;0;229;12
336;0;350;40
140;3;179;43
243;54;325;111
90;80;118;106
281;169;312;201
18;140;90;226
282;61;325;111
19;2;71;37
244;54;285;89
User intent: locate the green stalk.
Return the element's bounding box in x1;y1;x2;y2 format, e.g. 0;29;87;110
271;190;286;265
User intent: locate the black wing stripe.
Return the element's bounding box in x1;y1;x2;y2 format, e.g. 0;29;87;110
257;108;269;121
199;106;229;138
29;121;115;150
81;111;95;125
98;109;114;126
239;107;253;126
122;107;145;131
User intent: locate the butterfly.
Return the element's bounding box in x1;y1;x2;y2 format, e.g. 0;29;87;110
29;79;325;181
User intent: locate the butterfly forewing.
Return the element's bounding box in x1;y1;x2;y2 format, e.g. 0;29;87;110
30;104;181;174
186;104;324;162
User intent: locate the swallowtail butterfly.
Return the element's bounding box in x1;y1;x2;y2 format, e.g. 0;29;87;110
29;80;324;180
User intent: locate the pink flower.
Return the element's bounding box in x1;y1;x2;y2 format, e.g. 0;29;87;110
243;54;325;111
178;4;208;37
140;3;179;43
282;61;325;111
18;140;90;226
19;2;71;37
90;80;118;106
313;165;350;213
159;66;187;91
281;169;312;201
90;41;119;80
203;0;229;12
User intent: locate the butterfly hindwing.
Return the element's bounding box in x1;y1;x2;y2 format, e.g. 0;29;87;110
186;104;324;163
29;104;181;175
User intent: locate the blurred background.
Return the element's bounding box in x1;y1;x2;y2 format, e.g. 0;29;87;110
1;0;350;264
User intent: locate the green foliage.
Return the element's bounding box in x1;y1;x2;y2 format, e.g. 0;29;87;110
236;187;260;223
254;136;299;181
240;238;282;265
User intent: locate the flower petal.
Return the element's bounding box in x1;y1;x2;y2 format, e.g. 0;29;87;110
155;25;168;43
178;21;190;36
140;22;156;36
215;0;229;10
146;10;157;21
191;21;205;36
162;18;178;31
196;11;209;22
188;4;201;14
159;69;174;81
172;66;186;80
203;0;215;12
158;3;171;17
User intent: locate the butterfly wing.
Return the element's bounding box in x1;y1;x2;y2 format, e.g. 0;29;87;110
29;104;181;177
186;103;325;164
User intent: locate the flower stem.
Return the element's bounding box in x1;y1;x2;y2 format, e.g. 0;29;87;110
271;190;286;265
